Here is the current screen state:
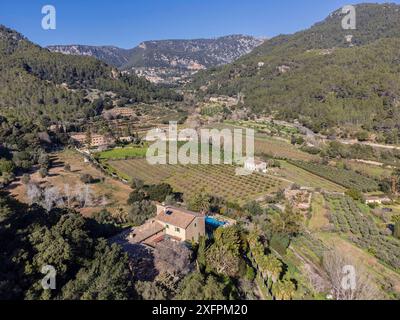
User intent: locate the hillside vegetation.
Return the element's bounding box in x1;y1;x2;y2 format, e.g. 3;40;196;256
191;4;400;138
0;25;181;125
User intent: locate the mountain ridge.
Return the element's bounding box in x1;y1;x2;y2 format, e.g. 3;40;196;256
46;45;132;68
48;35;264;84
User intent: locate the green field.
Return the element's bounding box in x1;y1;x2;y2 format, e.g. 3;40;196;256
108;158;288;204
96;146;148;160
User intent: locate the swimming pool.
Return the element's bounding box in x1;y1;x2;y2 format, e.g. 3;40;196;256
205;216;227;228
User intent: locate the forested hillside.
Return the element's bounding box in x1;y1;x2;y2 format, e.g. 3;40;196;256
191;3;400;138
0;192;135;300
0;25;181;125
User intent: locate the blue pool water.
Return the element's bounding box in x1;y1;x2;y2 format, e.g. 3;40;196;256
205;216;226;228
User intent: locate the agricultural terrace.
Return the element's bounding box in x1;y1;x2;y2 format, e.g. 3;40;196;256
200;103;225;117
253;136;317;161
327;196;400;271
289;195;400;298
225;131;313;162
108;158;288;204
277;161;346;192
96;146;148;160
210;123;316;161
224;119;299;138
290;233;328;267
343;160;392;180
308;193;330;231
288;160;380;192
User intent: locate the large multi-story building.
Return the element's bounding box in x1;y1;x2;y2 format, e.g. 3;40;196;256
103;107;135;118
70;133;115;148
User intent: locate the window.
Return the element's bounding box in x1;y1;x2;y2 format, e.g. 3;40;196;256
175;227;180;233
194;223;197;227
166;224;169;229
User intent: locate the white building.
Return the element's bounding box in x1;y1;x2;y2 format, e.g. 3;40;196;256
365;196;391;205
244;158;267;173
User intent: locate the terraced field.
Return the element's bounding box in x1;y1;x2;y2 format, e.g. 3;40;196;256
288;160;380;192
277;161;346;192
108;159;179;184
108;159;288;203
254;137;317;161
344;160;392;179
208;123;317;161
327;196;400;271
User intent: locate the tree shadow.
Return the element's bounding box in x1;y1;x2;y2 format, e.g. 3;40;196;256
110;230;158;281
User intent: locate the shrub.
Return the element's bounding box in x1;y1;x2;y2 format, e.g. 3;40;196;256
127;190;147;205
301;146;321;155
270;234;290;256
131;178;144;190
80;174;95;184
126;200;156;226
0;159;15;175
39;168;48;178
145;183;173;202
245;265;256;281
21;174;31;184
345;188;364;202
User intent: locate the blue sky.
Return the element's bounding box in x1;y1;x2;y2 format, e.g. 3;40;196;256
0;0;399;48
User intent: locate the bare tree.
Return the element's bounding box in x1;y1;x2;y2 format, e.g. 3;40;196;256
26;183;42;205
64;184;73;208
73;185;92;208
82;185;93;207
43;187;61;211
73;185;83;207
322;248;382;300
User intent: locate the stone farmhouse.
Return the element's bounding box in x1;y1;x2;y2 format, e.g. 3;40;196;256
244;158;268;173
365;195;392;205
70;133;115;148
128;205;206;247
103;107;135;119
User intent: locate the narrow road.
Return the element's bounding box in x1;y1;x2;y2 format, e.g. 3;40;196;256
338;139;400;151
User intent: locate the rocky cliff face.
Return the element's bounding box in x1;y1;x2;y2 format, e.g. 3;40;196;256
48;35;264;85
46;45;132;68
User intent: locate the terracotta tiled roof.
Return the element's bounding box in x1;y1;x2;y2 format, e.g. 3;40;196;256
156;206;201;229
130;221;165;243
